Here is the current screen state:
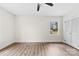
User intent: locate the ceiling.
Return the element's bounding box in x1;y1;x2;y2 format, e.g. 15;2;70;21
0;3;79;16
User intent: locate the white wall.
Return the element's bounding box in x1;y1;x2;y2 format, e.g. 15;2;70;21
16;16;63;42
0;7;15;49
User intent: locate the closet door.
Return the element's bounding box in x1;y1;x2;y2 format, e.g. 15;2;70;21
64;20;72;45
71;18;79;48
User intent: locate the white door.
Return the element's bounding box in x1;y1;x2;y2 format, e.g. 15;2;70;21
71;18;79;48
64;20;72;45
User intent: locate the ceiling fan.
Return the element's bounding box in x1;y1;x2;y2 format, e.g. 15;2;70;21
37;3;54;11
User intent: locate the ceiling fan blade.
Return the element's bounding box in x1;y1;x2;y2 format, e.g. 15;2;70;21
45;3;54;6
37;4;40;11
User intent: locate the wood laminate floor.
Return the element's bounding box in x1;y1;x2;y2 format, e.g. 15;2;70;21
0;43;79;56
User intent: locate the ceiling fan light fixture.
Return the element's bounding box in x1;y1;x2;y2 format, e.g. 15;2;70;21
37;3;54;12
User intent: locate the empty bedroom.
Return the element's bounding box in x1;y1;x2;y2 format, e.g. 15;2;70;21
0;3;79;56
